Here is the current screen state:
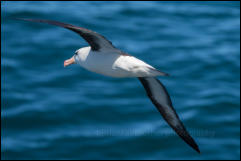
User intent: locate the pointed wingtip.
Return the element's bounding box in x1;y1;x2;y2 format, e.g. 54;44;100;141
13;18;38;22
185;136;200;154
193;145;201;154
197;149;201;154
184;135;201;154
178;132;200;154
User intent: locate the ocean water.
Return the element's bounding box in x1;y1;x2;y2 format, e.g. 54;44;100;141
1;1;240;160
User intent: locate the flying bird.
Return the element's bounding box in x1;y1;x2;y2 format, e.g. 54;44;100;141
17;18;200;153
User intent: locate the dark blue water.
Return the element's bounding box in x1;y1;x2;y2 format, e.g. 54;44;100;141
1;1;240;160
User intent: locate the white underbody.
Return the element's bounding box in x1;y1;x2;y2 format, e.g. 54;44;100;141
74;46;164;78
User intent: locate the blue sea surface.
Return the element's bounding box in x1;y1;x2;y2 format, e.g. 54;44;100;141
1;1;240;160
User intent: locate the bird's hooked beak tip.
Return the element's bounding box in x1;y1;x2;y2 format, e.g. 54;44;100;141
64;56;75;67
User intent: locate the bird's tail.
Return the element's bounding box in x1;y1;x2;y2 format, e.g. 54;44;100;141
147;67;170;77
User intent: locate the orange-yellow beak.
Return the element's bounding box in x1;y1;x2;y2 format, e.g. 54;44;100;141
64;56;75;67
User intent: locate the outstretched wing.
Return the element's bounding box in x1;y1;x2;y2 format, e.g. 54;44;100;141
16;18;117;51
138;77;200;153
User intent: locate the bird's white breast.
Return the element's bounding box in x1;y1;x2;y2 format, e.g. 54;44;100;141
75;47;160;78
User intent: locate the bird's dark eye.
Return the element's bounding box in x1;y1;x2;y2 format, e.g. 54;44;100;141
75;51;78;55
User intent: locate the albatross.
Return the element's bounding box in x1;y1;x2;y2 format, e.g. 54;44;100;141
17;18;200;153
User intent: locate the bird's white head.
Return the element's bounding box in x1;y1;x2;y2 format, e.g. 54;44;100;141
64;46;91;67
